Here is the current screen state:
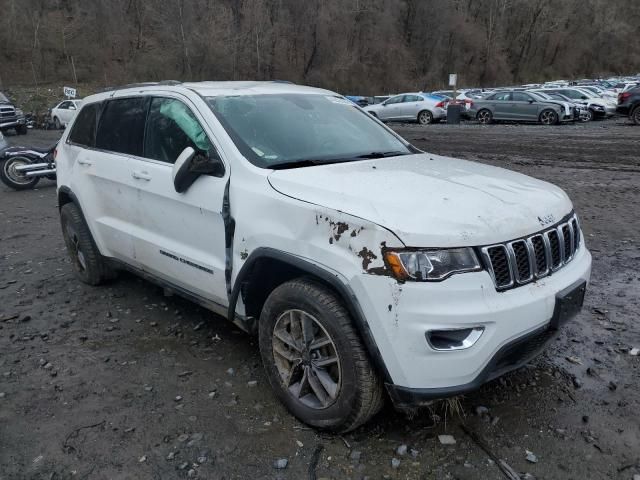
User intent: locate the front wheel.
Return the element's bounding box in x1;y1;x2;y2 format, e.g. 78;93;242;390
539;109;558;125
0;157;40;190
53;117;61;130
259;279;384;432
418;110;433;125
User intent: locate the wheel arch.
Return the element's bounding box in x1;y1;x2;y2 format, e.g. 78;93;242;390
230;247;392;383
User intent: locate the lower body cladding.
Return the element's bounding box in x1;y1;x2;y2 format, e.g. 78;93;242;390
351;245;591;407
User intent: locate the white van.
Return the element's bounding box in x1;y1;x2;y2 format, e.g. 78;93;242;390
56;81;591;432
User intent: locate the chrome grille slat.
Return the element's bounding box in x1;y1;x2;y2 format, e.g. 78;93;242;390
483;214;582;291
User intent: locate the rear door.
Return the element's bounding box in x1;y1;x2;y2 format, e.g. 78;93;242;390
65;98;144;263
489;92;513;119
127;94;228;305
399;95;422;119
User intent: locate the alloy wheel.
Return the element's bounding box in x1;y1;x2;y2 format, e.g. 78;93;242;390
540;110;557;125
272;309;341;409
477;110;492;124
419;111;433;125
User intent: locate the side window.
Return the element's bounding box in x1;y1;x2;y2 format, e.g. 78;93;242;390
143;97;214;164
385;95;404;105
58;101;70;109
491;92;511;101
512;92;532;102
405;95;422;102
67;103;100;147
96;97;146;156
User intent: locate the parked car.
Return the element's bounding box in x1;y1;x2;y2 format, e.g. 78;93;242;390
525;90;582;121
363;93;446;124
51;99;83;129
56;81;590;432
537;91;590;121
617;86;640;124
533;87;616;121
0;91;27;135
468;90;568;125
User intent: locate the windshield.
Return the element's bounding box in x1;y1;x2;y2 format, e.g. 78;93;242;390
206;94;413;168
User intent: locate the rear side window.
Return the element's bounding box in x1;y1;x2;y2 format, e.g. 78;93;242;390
68;103;100;147
96;97;146;156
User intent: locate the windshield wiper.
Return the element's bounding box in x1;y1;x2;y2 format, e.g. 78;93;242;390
354;150;410;159
269;158;347;170
270;151;411;170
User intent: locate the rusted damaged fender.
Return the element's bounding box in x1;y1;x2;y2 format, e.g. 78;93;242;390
230;175;404;286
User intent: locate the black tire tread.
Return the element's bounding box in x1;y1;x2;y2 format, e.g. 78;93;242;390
261;278;384;432
60;203;115;285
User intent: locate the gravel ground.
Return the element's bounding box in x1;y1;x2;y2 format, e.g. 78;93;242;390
1;119;639;480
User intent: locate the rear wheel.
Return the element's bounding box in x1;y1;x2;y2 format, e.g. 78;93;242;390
476;109;493;124
60;203;116;285
259;279;384;432
417;110;433;125
632;106;640;125
0;156;40;190
539;109;558;125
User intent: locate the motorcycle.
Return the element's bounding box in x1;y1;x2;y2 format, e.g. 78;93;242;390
0;142;57;190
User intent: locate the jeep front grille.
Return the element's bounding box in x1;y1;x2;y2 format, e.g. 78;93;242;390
481;214;581;291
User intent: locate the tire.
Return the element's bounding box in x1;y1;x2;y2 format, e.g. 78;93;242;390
417;110;433;125
0;157;40;190
476;109;493;124
259;279;384;432
539;109;558;125
16;125;28;135
60;203;116;285
54;117;61;130
632;106;640;125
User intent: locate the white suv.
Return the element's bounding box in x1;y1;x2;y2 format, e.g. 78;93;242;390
56;81;592;432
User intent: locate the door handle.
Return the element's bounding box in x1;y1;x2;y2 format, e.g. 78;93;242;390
132;170;152;181
77;158;93;166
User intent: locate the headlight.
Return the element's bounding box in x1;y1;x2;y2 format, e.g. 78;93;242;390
15;109;23;116
384;248;482;281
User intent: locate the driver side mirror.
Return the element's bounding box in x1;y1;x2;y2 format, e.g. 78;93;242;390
172;147;225;193
528;99;535;104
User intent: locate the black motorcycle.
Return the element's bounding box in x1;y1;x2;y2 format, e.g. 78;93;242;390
0;142;57;190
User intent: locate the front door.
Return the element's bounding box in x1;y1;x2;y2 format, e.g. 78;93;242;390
379;95;405;121
128;95;228;306
510;92;540;121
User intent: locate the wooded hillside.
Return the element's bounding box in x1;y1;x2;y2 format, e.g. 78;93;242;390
1;0;639;93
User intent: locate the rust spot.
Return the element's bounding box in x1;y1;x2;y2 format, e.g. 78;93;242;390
328;221;350;242
239;249;249;260
350;226;364;238
329;237;334;245
367;266;391;276
357;247;377;270
388;304;392;312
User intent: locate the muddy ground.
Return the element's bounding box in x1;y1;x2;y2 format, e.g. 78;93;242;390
1;119;639;480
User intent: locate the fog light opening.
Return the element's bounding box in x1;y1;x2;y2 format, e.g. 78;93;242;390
426;327;485;351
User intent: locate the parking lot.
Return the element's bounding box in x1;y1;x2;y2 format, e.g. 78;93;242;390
1;119;639;479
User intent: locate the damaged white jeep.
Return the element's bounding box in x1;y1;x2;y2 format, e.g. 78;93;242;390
56;81;591;432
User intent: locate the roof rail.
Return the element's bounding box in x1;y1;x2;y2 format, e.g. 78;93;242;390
100;80;182;93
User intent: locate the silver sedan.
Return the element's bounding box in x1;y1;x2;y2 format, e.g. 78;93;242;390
363;93;447;124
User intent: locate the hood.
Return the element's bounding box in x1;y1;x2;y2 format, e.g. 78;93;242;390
268;153;573;247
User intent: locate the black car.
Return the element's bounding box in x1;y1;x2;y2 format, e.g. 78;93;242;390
617;86;640;124
0;91;27;135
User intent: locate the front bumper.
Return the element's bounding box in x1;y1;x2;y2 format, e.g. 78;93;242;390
350;244;591;405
